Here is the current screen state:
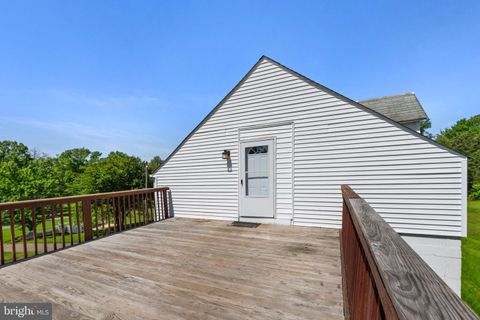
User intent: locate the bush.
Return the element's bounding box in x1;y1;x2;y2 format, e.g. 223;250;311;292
471;184;480;200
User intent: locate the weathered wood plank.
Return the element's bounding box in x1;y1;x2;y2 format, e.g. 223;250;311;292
342;185;478;320
0;218;343;320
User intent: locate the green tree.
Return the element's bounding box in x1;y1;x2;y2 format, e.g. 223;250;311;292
148;156;163;174
0;140;151;230
147;156;163;187
0;149;62;230
76;151;144;194
420;119;434;139
0;141;34;203
0;141;32;166
436;114;480;198
56;148;99;194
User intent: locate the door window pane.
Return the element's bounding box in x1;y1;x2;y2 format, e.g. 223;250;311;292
245;145;269;196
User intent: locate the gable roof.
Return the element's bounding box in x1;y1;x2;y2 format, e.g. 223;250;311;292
154;56;466;174
359;93;428;124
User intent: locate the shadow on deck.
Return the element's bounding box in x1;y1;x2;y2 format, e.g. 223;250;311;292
0;218;344;320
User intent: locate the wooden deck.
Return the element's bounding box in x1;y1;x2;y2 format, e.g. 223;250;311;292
0;218;344;320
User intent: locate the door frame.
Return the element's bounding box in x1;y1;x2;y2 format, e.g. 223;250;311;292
238;136;276;219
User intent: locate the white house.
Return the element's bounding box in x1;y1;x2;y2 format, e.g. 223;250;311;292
153;56;467;294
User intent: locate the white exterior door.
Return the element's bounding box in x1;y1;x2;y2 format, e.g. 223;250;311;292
240;139;274;217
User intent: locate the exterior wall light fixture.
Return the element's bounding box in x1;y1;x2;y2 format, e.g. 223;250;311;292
222;150;231;160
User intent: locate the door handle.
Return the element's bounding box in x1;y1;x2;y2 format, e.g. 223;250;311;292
241;179;243;186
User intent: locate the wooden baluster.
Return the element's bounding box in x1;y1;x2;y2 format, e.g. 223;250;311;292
146;192;151;222
32;207;37;256
139;194;143;225
21;208;27;259
146;193;151;223
82;199;92;242
159;191;164;220
138;193;145;225
68;203;74;246
100;199;105;237
162;190;169;219
0;210;4;265
141;193;145;224
155;191;159;221
112;197;118;232
122;196;127;230
51;205;57;251
112;197;118;233
151;192;159;221
41;207;47;253
94;199;99;239
132;195;137;227
147;192;152;223
75;202;81;244
138;194;142;225
60;204;66;248
127;195;132;228
10;208;16;261
154;192;158;221
106;199;111;235
115;197;124;231
140;193;145;225
137;194;141;225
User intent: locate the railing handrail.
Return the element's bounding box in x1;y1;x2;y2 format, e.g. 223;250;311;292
0;187;169;210
341;185;478;319
0;187;170;266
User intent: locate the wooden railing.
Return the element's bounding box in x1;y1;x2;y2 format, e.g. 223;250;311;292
340;185;478;320
0;187;169;266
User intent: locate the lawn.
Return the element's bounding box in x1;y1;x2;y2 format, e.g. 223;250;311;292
462;200;480;315
2;225;24;243
1;204;152;263
2;217;73;244
4;251;35;261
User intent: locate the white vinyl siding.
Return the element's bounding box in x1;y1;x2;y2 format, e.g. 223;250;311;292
155;58;467;237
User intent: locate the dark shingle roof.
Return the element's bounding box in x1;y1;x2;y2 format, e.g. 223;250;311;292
358;93;428;124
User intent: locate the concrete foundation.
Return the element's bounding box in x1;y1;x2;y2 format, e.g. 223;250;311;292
402;234;462;295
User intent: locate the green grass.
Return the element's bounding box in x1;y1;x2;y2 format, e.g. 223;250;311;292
2;210;149;264
2;225;24;243
34;217;72;232
30;233;85;244
2;217;73;244
4;251;36;262
462;200;480;315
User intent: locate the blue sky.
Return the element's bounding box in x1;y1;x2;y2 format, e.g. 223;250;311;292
0;1;479;160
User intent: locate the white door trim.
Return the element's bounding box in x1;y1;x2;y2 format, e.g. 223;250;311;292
238;137;276;219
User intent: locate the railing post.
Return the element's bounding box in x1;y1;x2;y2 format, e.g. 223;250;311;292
82;199;92;241
162;190;169;219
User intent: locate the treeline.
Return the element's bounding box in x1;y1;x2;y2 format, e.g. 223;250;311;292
435;114;480;200
0;141;162;203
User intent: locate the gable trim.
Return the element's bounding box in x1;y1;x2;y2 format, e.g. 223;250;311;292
155;55;466;174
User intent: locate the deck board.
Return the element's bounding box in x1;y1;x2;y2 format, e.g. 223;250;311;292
0;218;344;320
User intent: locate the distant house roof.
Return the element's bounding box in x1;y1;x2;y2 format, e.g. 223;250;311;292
358;93;428;124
